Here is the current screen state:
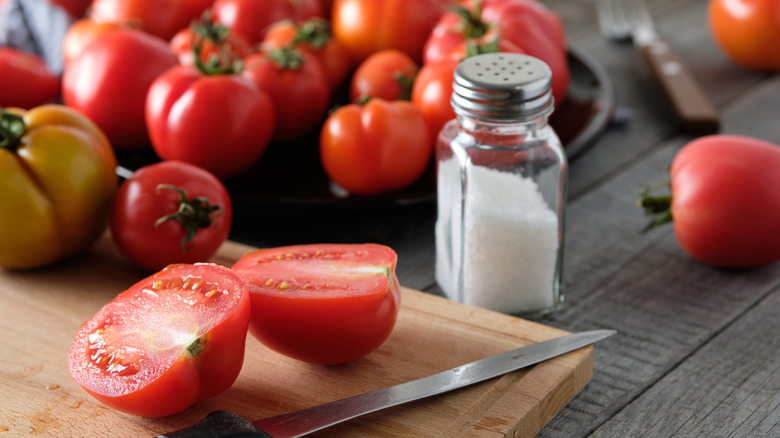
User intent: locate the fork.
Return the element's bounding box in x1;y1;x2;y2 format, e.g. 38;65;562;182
597;0;720;134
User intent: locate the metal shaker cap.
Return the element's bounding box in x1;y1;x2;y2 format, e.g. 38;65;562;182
451;53;553;120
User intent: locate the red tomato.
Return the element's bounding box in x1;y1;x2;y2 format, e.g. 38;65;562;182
62;18;124;66
411;58;458;144
50;0;91;18
170;18;253;68
242;49;329;142
320;98;432;195
90;0;213;40
232;243;401;364
212;0;324;45
331;0;445;64
63;28;178;150
708;0;780;71
0;48;60;109
146;64;275;178
349;49;418;102
110;161;233;271
69;263;250;417
641;135;780;268
424;0;569;106
262;18;352;90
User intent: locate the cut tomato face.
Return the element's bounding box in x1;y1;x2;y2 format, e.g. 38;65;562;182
232;243;401;365
68;263;250;417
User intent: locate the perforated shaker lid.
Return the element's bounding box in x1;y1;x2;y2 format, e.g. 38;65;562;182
451;53;553;120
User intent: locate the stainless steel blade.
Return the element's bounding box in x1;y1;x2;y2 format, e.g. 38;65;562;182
252;329;616;438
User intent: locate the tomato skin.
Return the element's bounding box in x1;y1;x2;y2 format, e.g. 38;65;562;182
110;161;233;272
50;0;92;18
90;0;213;40
349;49;418;102
62;18;124;67
0;48;60;109
708;0;780;71
69;263;250;417
63;28;179;150
146;65;275;177
212;0;325;45
669;135;780;268
242;50;330;142
0;105;117;269
320;98;432;195
410;59;458;144
331;0;445;64
232;243;401;365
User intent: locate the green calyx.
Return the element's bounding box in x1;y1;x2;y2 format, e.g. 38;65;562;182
267;46;305;70
0;110;26;151
184;334;207;359
155;184;223;252
191;12;243;75
638;180;673;232
453;0;489;39
291;18;332;49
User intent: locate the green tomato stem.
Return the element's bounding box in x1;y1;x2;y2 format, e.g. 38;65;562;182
155;184;223;252
638;180;673;232
0;110;26;151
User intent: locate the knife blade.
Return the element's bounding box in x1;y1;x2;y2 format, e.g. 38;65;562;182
158;329;616;438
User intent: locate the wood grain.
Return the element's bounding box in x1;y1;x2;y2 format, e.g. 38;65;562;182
0;234;594;437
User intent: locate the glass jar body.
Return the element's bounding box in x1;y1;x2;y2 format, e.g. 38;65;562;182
435;114;567;318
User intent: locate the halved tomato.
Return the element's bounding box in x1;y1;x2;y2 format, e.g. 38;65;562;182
231;243;401;365
68;263;250;417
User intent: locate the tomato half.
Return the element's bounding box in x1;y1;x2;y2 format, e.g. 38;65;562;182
69;263;250;417
232;243;401;365
110;161;232;272
0;48;60;109
708;0;780;71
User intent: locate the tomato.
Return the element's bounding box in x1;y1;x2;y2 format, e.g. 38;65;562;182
262;18;352;90
349;49;418;102
170;16;253;68
89;0;213;40
0;105;117;269
0;48;60;109
63;28;179;150
62;18;124;66
331;0;445;64
640;135;780;268
50;0;92;18
423;0;569;106
231;243;401;365
212;0;324;45
69;263;250;417
110;161;232;271
242;48;329;142
410;58;458;144
708;0;780;71
320;98;432;195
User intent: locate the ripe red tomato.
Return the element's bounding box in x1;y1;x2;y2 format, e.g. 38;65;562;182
63;28;178;150
0;48;60;109
262;18;352;90
232;243;401;365
110;161;233;272
320;98;432;195
89;0;213;40
410;58;459;143
242;49;330;142
170;19;253;68
50;0;91;18
69;263;250;417
641;135;780;268
212;0;324;45
331;0;445;64
62;18;124;66
349;49;418;102
708;0;780;71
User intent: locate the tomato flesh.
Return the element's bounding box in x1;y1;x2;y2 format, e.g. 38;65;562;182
69;264;250;417
232;243;401;365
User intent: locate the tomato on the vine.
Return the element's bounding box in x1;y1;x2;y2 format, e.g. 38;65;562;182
110;161;232;272
708;0;780;71
63;28;178;150
232;243;401;365
349;49;418;102
69;263;251;417
212;0;324;45
640;135;780;268
0;48;60;109
320;98;432;195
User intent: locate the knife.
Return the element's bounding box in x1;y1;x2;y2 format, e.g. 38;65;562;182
157;329;616;438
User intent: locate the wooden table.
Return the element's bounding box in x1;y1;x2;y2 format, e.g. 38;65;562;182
230;0;780;436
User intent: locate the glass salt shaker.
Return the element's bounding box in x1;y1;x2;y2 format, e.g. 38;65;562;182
435;53;567;319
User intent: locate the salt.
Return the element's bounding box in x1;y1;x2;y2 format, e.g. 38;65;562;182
436;158;559;314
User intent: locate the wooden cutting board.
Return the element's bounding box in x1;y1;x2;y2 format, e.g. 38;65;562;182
0;234;593;437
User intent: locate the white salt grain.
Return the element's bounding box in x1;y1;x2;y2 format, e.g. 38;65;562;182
436;158;559;314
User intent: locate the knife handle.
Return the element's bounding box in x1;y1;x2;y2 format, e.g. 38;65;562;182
638;39;720;135
155;411;274;438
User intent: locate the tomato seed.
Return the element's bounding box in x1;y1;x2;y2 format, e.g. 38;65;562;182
265;278;274;286
278;281;289;290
